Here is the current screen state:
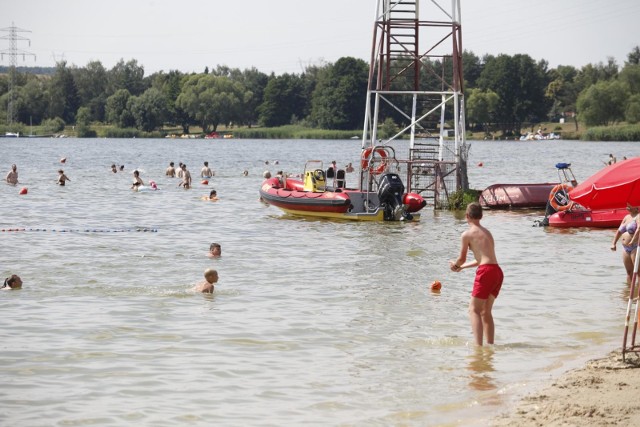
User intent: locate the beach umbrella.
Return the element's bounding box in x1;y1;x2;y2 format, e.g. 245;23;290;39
568;157;640;210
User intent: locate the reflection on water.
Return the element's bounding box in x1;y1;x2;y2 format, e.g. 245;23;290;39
1;138;639;426
467;347;496;392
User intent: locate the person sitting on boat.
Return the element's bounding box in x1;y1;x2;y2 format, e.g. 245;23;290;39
611;203;639;285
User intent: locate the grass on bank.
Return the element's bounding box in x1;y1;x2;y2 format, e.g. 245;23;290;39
2;121;639;141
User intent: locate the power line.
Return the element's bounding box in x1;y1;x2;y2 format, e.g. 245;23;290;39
0;22;36;126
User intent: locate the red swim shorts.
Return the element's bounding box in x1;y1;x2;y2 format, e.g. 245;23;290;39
472;264;504;300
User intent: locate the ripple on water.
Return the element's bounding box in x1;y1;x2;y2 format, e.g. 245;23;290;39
1;138;636;426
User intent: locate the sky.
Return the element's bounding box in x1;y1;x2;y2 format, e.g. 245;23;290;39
2;0;639;76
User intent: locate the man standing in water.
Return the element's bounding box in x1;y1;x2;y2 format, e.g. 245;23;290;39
179;164;192;189
6;164;18;185
450;202;503;346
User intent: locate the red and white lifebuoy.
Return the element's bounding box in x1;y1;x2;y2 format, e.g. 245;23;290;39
361;148;388;174
548;183;574;212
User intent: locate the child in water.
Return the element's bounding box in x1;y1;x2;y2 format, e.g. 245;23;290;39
192;268;218;293
207;243;221;258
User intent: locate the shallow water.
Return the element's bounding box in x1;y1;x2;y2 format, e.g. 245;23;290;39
1;137;639;426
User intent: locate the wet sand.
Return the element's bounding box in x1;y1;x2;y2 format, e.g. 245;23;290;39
492;349;640;426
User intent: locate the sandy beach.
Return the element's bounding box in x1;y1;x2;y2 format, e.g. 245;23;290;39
492;349;640;426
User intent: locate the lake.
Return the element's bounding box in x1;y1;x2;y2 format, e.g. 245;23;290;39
1;137;638;426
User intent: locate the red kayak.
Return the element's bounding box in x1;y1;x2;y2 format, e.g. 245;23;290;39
548;208;627;228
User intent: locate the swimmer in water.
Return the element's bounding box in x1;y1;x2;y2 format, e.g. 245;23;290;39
131;170;143;190
2;274;22;290
6;164;18;185
57;170;70;186
201;189;219;201
192;268;218;293
207;242;221;258
201;161;213;178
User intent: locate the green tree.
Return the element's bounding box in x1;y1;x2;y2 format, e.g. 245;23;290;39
545;65;579;119
619;64;640;95
576;80;627;126
310;57;368;130
105;88;134;128
47;61;81;124
176;74;250;132
378;117;398;139
150;69;188;130
75;106;96;137
462;50;483;89
466;88;499;135
625;94;640;124
258;73;307;127
128;88;168;132
476;54;549;135
627;46;640;66
73;60;108;122
107;59;147;96
235;67;268;127
16;76;48;125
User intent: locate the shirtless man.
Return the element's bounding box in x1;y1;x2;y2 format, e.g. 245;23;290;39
179;164;191;189
192;268;218;293
6;164;18;185
166;162;176;177
450;202;503;346
201;161;213;178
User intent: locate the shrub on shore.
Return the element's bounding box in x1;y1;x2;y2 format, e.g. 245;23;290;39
582;124;640;141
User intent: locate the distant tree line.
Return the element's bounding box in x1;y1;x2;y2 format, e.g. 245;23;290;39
1;46;639;136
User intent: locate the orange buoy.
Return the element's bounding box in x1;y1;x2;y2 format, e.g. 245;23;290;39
478;162;483;167
430;280;442;291
19;187;28;195
201;180;209;185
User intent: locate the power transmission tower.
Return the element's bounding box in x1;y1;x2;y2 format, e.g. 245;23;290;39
0;22;36;126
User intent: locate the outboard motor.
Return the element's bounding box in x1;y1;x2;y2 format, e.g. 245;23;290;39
377;173;412;220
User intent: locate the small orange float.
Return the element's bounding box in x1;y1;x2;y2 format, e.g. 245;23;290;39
19;187;28;195
201;180;209;185
430;280;442;291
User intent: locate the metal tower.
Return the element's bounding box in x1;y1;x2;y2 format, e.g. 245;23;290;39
362;0;468;208
1;22;36;126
